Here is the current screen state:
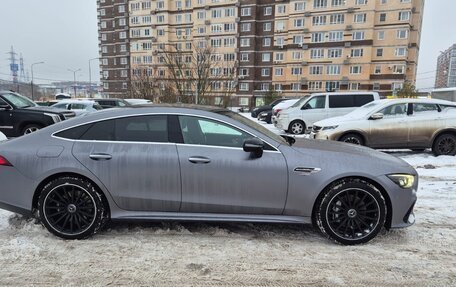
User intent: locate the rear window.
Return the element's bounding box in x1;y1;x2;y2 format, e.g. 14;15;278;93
54;124;93;140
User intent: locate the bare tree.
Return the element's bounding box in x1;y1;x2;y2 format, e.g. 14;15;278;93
159;42;237;105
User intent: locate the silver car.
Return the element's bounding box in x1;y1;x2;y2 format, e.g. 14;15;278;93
312;99;456;156
0;105;418;245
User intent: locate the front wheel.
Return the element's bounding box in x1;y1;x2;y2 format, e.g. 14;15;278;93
22;124;42;135
38;176;106;239
339;133;364;146
315;178;386;245
288;120;306;135
432;134;456;156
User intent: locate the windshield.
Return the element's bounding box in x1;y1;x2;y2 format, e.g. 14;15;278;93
344;101;386;118
2;93;37;108
290;95;310;108
218;111;288;145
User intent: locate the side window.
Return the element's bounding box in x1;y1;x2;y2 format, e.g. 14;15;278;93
80;119;116;141
328;95;354;108
178;116;251;148
378;103;408;118
354;94;374;107
54;124;93;140
413;103;439;115
118;101;127;107
70;104;86;110
303;96;326;110
115;115;168;142
53;103;69;109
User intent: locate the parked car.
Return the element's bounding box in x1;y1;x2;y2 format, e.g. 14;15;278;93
251;98;289;118
258;99;300;124
51;100;103;117
312;99;456;156
0;105;417;245
275;92;380;135
0;91;75;137
271;98;302;125
0;131;6;141
35;100;59;107
124;99;153;105
89;98;131;109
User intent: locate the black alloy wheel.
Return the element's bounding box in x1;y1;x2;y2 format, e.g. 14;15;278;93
39;176;106;239
433;134;456;156
316;178;386;245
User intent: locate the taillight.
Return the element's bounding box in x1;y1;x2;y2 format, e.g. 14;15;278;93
0;155;12;166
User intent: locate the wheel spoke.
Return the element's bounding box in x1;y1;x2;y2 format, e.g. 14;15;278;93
47;210;66;217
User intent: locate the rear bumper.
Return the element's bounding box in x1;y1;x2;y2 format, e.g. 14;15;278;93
0;166;36;215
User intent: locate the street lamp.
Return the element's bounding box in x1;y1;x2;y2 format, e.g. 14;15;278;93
31;61;44;101
68;68;81;97
88;58;99;98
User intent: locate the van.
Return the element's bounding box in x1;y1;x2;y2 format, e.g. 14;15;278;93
274;92;380;134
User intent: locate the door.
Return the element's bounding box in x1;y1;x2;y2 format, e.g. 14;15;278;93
176;115;288;215
368;103;409;148
0;98;13;137
408;103;443;147
301;95;328;127
72;115;181;211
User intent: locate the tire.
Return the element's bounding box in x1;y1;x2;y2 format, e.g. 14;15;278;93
315;178;386;245
288;120;306;135
432;134;456;156
22;124;42;135
339;133;364;146
38;176;106;239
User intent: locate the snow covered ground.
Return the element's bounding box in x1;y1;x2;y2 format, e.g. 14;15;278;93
0;116;455;286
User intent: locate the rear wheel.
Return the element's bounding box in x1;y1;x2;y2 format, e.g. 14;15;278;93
315;178;386;245
288;120;306;135
22;124;42;135
38;176;106;239
432;134;456;156
339;133;364;146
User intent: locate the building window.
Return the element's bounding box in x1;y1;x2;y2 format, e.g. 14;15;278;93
393;65;406;74
327;65;341;75
293;35;303;45
349;83;360;90
264;6;272;15
350;48;364;58
310;49;324;59
292;51;302;60
292;83;301;91
240;53;249;61
263;38;271;47
262;53;271;62
328;48;342;58
241;23;251;32
331;0;345;7
350;66;362;74
326;81;340;91
374;65;381;74
373;83;381;91
275;68;284;76
277;5;286;14
395;47;408;57
311;32;325;43
354;13;367;23
240;38;250;47
378;31;385;40
312;15;326;26
261;68;270;77
295;2;305;11
330;14;344;24
264;22;272;31
292;67;302;75
379;13;387;22
328;31;343;42
239;83;249;91
275;52;284;61
399;11;411;21
309;81;323;90
241;7;251;16
294;18;305;28
397;29;409;39
376;48;383;57
352;31;365;40
309;66;323;75
261;83;269;91
314;0;328;9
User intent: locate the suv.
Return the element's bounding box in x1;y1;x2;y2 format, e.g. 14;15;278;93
0;91;75;137
275;92;380;134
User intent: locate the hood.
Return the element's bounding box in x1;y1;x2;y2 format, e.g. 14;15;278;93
315;114;365;127
24;106;69;114
292;138;411;169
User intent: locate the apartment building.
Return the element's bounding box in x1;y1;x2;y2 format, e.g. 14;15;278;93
435;44;456;89
98;0;424;105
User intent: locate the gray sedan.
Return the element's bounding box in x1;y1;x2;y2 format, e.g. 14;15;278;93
0;105;417;245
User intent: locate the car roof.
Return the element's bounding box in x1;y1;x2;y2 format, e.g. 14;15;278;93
372;98;456;106
53;100;94;105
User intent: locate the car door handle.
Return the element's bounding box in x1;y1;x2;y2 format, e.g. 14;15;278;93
89;153;112;161
188;156;211;164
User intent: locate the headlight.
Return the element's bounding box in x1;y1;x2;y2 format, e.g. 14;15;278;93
387;174;415;189
322;125;339;130
44;113;62;123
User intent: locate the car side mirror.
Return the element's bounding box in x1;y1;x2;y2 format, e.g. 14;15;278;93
369;113;384;120
243;138;264;158
0;103;11;111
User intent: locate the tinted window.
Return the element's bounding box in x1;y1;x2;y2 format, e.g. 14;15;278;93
303;96;326;109
53;103;69;109
179;116;251;148
354;95;374;107
115;115;168;142
80;120;116;141
329;95;354;108
70;103;87;110
55;124;93;140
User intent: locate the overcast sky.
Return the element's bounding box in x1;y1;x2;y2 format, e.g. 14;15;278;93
0;0;452;90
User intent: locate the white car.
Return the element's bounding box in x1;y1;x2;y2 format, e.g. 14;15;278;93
124;99;152;105
0;131;6;141
275;92;380;135
271;98;303;125
51;100;103;117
